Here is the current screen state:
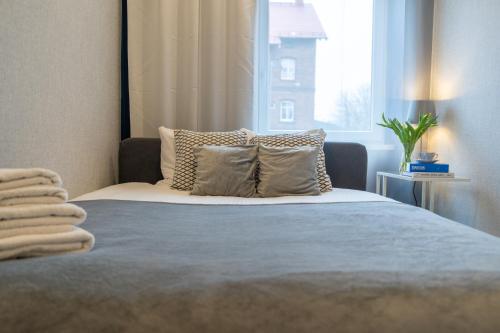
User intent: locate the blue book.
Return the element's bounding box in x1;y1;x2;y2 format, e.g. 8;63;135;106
407;163;449;173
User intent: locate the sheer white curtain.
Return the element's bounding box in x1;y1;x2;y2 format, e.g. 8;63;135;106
371;0;435;197
127;0;256;136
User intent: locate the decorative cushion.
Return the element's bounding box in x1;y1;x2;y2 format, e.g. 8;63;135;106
191;145;258;197
250;129;333;192
172;129;248;190
158;127;176;186
257;145;321;197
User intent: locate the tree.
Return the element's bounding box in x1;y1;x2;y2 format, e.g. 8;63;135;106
335;84;372;131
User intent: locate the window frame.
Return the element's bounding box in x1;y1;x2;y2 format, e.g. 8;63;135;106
255;0;389;146
279;100;295;122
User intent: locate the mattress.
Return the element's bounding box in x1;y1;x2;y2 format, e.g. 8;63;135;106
1;184;500;333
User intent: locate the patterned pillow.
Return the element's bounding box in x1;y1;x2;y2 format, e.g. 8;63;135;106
250;130;333;192
172;129;248;190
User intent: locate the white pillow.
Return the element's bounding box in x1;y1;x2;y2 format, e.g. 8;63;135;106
159;127;176;186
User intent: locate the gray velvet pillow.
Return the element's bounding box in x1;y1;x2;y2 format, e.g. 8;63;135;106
191;145;258;197
257;145;321;197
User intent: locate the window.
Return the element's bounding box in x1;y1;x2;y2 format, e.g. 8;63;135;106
280;58;296;80
256;0;386;142
279;100;295;122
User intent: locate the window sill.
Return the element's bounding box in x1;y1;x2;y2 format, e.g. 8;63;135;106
364;144;396;151
323;140;395;151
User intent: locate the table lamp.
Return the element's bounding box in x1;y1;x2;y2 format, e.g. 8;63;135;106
407;100;436;124
407;100;436;155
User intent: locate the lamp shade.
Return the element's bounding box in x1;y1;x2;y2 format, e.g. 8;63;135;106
407;100;436;124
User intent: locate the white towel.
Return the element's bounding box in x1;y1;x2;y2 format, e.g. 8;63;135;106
0;168;62;191
0;203;86;229
0;227;95;260
0;225;75;239
0;185;68;206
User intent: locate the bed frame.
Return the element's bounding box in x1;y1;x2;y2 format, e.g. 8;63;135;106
119;138;368;191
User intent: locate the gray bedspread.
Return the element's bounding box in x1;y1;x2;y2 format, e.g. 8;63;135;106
1;200;500;333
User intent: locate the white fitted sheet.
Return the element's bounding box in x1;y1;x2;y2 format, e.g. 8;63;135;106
72;182;395;205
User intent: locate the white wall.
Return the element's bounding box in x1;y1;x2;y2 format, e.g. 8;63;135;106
430;0;500;235
0;0;121;198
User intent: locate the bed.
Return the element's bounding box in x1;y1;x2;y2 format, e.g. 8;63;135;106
1;139;500;333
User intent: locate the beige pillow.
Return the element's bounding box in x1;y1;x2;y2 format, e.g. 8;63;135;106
249;129;332;192
191;145;258;197
257;145;321;197
172;129;248;190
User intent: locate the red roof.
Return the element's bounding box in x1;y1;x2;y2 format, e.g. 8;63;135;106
270;2;327;44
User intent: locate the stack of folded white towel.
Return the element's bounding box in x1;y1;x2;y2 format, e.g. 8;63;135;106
0;168;95;260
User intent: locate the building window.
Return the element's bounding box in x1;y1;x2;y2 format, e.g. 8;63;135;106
279;100;295;122
280;58;296;81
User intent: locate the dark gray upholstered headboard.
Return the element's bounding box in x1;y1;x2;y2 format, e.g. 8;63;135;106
119;138;367;191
